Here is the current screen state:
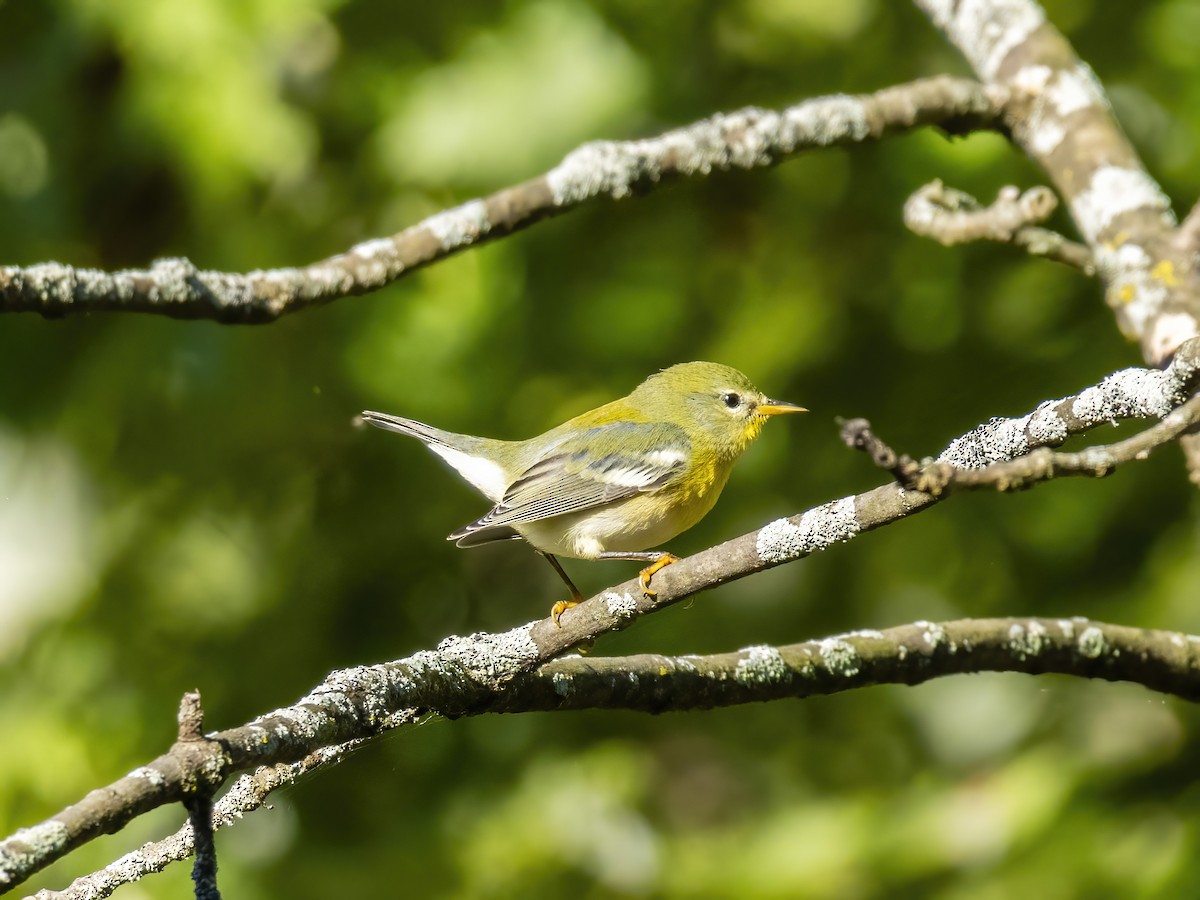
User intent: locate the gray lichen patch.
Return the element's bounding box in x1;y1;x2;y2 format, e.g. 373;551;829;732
734;645;788;684
755;497;860;565
0;818;70;883
1076;625;1108;659
551;671;572;697
545;95;876;206
939;416;1033;468
423;199;492;248
781;96;871;147
437;624;541;686
922;0;1045;80
916;620;951;652
1026;402;1071;447
1070;165;1175;244
939;357;1192;471
1008;620;1049;660
126;765;168;787
817;638;861;678
1079;366;1175;421
844;629;886;640
603;591;639;620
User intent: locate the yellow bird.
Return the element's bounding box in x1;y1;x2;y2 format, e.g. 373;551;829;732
361;362;806;623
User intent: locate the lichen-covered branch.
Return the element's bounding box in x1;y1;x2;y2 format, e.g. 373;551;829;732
913;0;1200;483
0;76;1000;324
36;616;1200;899
845;336;1200;494
904;179;1093;272
844;392;1200;495
912;0;1199;368
515;617;1200;709
4;347;1194;895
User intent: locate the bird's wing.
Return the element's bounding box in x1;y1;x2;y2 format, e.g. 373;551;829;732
449;421;691;545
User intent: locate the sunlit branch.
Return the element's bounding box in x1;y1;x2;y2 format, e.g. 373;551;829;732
518;617;1200;708
0;77;1001;324
911;0;1200;490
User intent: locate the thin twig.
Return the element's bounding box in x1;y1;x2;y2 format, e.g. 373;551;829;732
904;179;1094;273
844;385;1200;496
176;692;221;900
185;796;219;900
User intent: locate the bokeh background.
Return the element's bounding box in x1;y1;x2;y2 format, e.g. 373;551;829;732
3;0;1200;896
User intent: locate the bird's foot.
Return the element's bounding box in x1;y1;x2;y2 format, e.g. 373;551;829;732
550;598;580;627
639;553;681;598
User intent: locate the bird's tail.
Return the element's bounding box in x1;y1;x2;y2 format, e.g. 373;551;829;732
359;410;463;449
359;410;512;503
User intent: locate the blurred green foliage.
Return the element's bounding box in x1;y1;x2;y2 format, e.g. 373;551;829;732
2;0;1200;896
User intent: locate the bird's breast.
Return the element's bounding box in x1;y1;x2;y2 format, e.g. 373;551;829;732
516;455;734;559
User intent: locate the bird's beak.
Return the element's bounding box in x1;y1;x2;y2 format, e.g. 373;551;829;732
757;399;808;416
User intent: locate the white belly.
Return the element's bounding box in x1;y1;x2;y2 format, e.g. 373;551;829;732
513;487;722;559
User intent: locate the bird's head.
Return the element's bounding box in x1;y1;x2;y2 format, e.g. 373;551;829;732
631;361;807;458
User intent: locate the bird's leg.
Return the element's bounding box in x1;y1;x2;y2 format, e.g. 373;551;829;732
539;552;585;626
595;550;681;598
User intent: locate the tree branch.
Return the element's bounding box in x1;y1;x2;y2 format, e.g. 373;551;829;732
517;617;1200;708
843;336;1200;493
31;733;403;900
842;390;1200;495
912;0;1200;367
175;693;220;900
1178;199;1200;259
0;77;1000;324
5;344;1197;895
911;0;1200;485
36;616;1200;899
904;179;1093;273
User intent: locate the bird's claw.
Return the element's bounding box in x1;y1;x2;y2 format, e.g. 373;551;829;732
638;553;681;598
550;598;580;627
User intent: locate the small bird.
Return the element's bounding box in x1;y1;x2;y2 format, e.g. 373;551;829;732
360;362;806;624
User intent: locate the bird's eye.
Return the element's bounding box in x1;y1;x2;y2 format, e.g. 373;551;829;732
721;392;742;409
